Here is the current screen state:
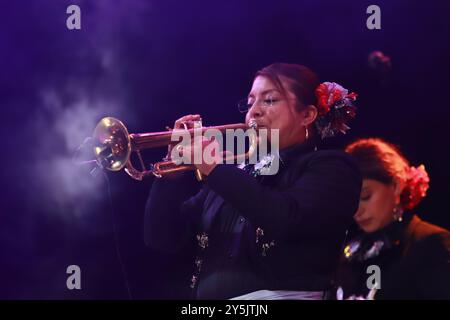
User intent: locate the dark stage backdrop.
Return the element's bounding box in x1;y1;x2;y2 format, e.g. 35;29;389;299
0;0;449;299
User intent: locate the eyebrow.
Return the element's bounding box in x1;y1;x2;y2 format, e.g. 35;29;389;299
248;89;281;99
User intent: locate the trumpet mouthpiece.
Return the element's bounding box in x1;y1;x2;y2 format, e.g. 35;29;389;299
248;119;258;129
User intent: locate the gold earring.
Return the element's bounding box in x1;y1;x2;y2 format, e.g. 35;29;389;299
393;206;403;222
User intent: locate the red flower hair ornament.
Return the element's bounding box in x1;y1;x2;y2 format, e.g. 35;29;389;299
401;164;430;210
314;82;358;139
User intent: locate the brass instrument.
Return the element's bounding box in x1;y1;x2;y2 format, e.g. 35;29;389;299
92;117;258;181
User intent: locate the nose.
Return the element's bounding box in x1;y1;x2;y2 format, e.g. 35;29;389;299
353;203;365;220
247;102;263;119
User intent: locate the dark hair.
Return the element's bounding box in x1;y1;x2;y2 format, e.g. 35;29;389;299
346;138;430;210
255;63;320;111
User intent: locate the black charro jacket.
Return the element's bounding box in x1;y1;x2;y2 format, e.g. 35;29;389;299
144;139;362;299
336;213;450;299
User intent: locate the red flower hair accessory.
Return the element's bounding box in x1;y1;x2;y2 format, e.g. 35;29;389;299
401;164;430;210
314;82;358;139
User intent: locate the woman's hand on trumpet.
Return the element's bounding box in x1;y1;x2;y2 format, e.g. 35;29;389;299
166;114;202;158
173;114;202;130
170;114;223;176
182;135;222;176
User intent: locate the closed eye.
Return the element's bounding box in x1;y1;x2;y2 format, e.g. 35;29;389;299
264;98;280;106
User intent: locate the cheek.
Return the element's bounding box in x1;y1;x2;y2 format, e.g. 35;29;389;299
268;108;293;129
368;193;395;227
263;109;278;127
367;196;383;215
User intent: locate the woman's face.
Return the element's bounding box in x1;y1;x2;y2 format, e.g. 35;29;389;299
354;179;400;233
245;76;310;150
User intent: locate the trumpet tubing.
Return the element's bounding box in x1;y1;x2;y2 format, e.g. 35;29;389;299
130;123;248;151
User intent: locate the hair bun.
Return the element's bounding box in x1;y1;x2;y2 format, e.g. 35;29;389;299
401;164;430;210
314;82;358;139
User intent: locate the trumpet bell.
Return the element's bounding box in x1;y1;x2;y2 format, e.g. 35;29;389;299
93;117;131;171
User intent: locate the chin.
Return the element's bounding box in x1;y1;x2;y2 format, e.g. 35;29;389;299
359;224;379;234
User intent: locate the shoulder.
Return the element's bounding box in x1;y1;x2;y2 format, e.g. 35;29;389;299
285;149;362;193
297;149;361;175
407;215;450;243
404;215;450;259
309;149;358;164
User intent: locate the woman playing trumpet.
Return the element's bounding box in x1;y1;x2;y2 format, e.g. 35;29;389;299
144;63;361;299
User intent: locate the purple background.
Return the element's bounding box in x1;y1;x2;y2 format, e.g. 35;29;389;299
0;0;449;299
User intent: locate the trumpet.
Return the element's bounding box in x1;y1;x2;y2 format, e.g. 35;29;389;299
92;117;258;181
